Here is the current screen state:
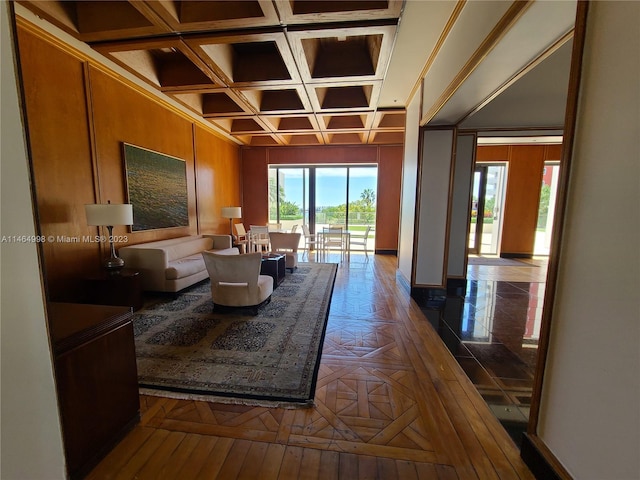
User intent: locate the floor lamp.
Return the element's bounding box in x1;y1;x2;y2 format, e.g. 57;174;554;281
221;206;242;241
85;201;134;272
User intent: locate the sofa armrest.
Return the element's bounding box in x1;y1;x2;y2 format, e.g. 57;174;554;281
203;234;232;250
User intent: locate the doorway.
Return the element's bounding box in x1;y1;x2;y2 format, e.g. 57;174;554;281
534;162;560;255
469;164;507;255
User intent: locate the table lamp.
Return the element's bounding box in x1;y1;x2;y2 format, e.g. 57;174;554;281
85;201;134;271
221;206;242;240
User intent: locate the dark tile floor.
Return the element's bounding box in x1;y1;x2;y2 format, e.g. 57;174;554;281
419;258;548;446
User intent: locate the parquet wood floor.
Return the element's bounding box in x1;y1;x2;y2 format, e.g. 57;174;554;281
87;254;534;479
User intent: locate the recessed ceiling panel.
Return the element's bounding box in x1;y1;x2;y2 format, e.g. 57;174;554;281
186;32;300;86
16;0;170;41
94;39;222;90
275;0;403;24
145;0;280;31
302;35;380;78
317;85;371;110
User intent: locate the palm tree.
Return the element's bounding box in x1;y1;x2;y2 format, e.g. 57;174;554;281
360;188;376;209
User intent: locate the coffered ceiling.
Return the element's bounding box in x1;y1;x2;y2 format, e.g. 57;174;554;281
15;1;577;146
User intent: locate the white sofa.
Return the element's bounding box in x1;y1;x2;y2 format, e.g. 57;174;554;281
118;235;238;292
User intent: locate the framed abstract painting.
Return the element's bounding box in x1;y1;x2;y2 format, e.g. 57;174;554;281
123;143;189;231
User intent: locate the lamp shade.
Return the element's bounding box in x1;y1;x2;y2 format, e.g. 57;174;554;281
85;203;133;226
221;206;242;219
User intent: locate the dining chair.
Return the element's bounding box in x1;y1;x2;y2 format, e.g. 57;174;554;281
322;226;346;258
348;225;372;256
250;225;270;252
301;224;320;258
234;223;249;253
290;224;298;233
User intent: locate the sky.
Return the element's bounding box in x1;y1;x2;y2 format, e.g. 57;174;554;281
277;167;378;208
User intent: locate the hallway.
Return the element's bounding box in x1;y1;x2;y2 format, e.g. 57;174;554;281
420;256;548;444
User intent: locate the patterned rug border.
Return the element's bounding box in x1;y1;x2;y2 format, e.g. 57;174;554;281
135;262;338;407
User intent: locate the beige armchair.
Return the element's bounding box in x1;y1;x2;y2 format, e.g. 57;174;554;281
202;251;273;314
268;232;302;271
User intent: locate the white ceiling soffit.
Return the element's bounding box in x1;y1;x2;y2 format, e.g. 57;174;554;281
421;0;516;121
378;0;458;109
460;40;573;129
419;0;576;127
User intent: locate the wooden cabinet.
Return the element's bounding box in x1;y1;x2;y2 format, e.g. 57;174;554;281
48;303;140;480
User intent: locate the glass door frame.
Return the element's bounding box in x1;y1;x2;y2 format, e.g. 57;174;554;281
469;162;507;255
469;165;488;254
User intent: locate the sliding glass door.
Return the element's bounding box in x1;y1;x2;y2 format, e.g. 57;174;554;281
269;165;377;248
469;164;507;255
269;168;309;231
316;168;347;227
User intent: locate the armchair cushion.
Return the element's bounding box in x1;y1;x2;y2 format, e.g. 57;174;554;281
268;232;301;271
202;251;273;310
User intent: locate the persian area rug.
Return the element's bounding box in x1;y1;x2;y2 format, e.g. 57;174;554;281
132;262;337;407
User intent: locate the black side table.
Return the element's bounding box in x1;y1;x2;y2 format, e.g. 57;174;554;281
84;268;143;311
260;253;286;289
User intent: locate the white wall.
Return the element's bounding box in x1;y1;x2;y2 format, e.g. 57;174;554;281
0;1;66;478
538;2;640;479
415;129;454;286
397;93;421;283
447;133;475;278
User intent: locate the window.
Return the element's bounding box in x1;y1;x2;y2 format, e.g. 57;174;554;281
269;165;377;246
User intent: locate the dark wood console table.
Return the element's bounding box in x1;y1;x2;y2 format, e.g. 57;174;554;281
83;268;143;311
48;302;140;480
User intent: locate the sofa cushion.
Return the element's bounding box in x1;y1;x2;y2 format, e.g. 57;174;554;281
163;237;214;262
165;254;205;280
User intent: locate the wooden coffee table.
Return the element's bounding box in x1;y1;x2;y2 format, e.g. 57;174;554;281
260;253;286;288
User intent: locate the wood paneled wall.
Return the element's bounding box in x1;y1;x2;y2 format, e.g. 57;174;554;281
477;144;563;257
16;24;240;302
377;146;403;251
89;66;198;243
194;125;243;234
240;144;403;252
240;148;269;228
17;24;100;301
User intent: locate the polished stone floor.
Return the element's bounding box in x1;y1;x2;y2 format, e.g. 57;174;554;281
420;255;549;444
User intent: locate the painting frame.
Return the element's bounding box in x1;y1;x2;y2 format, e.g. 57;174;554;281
122;143;189;232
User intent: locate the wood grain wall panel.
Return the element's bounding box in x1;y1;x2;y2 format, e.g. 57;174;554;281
265;145;379;165
544;144;563;160
500;145;546;256
240;148;269;227
16;26;99;302
88;66;197;245
476;145;509;162
476;144;563;257
376;146;403;251
194;125;242;234
240;145;402;251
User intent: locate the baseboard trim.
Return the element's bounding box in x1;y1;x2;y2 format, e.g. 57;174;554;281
374;249;397;255
521;433;573;480
500;252;533;259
